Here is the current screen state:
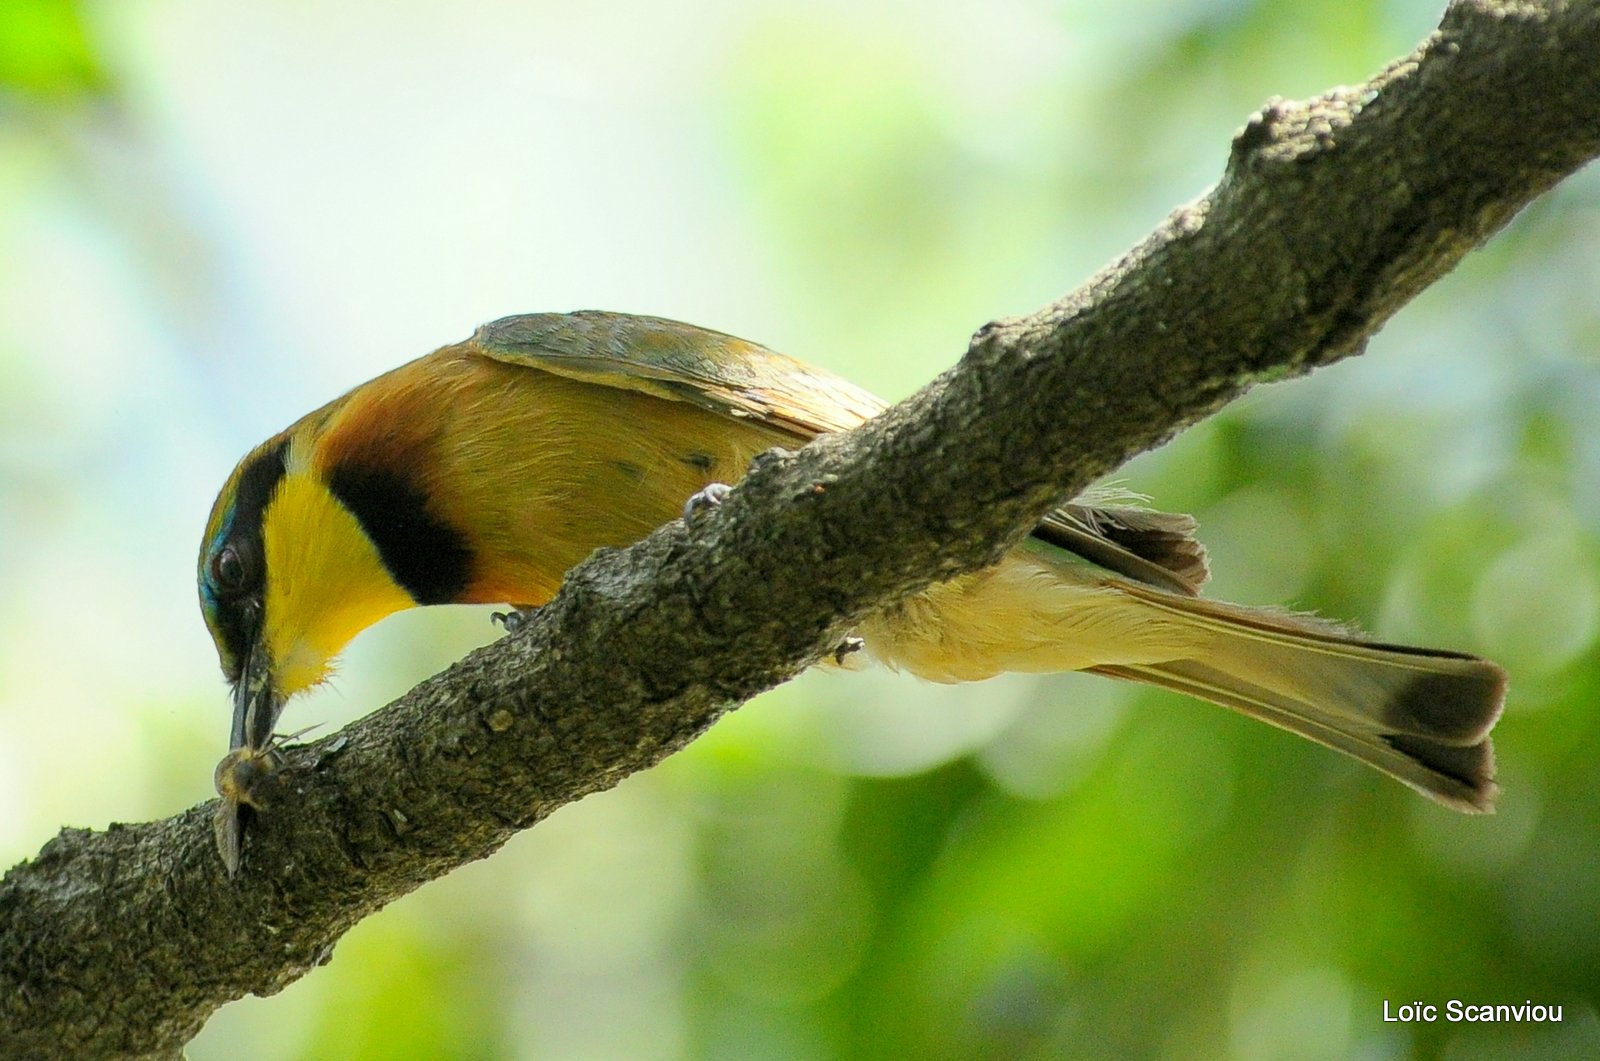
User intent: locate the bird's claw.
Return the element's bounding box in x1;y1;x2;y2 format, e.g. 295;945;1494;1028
492;606;539;633
682;481;732;521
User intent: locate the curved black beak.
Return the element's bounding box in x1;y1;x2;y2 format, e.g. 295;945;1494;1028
229;638;284;751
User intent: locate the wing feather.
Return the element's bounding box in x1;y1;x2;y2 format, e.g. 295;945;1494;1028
472;311;885;437
471;310;1207;594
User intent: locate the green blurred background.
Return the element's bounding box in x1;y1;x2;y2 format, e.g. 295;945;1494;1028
3;1;1598;1058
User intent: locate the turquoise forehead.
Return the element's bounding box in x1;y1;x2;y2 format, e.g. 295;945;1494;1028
199;507;236;611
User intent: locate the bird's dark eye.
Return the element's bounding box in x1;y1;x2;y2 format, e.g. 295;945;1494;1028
211;544;249;595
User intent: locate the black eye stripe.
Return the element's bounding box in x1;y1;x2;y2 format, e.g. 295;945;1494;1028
212;440;289;679
230;440;290;549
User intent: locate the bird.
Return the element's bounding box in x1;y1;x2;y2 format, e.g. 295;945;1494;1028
198;310;1506;868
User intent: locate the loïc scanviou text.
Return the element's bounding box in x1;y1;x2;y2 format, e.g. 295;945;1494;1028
1383;1000;1563;1023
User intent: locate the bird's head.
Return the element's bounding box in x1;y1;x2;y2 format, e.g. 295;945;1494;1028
199;423;419;751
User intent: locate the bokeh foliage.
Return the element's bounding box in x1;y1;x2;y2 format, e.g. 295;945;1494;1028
0;0;104;98
2;1;1596;1058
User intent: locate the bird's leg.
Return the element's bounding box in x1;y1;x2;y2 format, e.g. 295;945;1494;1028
832;635;865;665
491;605;540;634
682;481;732;520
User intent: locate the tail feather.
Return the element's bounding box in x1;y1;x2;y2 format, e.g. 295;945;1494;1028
1090;659;1498;813
1095;584;1507;812
862;549;1508;812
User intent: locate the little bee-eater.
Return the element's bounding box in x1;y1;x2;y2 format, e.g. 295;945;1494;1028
199;311;1505;868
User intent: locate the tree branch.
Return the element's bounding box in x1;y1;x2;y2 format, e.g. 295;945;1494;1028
4;2;1598;1056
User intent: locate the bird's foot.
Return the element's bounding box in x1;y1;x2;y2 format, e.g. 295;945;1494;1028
491;605;540;634
682;481;732;521
832;636;865;666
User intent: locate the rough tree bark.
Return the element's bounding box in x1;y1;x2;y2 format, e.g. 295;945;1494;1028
3;1;1598;1057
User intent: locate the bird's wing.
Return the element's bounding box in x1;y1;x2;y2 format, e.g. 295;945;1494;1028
470;311;887;438
1035;504;1209;596
472;310;1207;595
